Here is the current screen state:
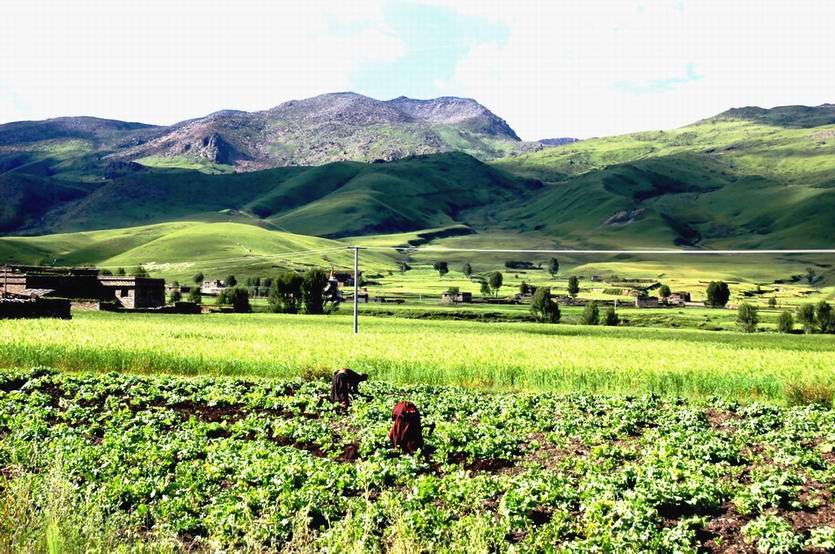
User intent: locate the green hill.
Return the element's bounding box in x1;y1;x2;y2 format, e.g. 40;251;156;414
0;152;539;238
0;222;394;280
487;105;835;249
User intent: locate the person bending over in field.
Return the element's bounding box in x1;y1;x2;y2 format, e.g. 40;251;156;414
330;367;368;410
388;401;424;454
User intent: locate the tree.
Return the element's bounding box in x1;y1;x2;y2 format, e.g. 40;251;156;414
603;307;619;326
806;267;817;286
816;300;834;333
269;271;304;314
706;281;730;308
169;289;182;303
488;271;503;298
797;304;816;334
519;281;529;295
736;302;759;333
547;257;560;279
777;310;794;334
302;269;334;315
188;287;202;304
446;286;460;296
99;268;113;276
462;262;473;279
581;301;600;325
225;275;237;287
398;261;411;274
659;284;672;302
530;287;560;323
433;261;449;279
480;280;492;298
567;276;580;299
116;267;126;276
262;277;273;289
217;287;251;313
132;266;149;278
768;296;778;309
193;272;205;285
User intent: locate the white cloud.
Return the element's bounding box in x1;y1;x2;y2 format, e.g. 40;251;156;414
423;0;835;139
0;0;404;124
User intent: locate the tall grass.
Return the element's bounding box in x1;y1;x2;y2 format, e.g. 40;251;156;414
1;311;833;402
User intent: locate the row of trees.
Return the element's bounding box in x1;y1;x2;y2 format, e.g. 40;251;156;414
736;300;835;334
438;258;562;280
529;288;619;326
267;269;339;315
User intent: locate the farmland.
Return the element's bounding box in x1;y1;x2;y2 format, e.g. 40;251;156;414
1;311;834;403
2;368;834;552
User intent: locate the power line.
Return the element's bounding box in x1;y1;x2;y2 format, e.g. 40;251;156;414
358;246;835;255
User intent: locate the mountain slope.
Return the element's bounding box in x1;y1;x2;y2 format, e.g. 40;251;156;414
0;152;540;238
0;93;540;178
488;103;835;249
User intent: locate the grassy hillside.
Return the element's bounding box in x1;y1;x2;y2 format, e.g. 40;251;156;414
0;222;394;280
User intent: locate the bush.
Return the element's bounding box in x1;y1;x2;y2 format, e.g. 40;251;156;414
188;287;202;304
736;303;759;333
530;287;560;323
216;287;251;313
742;514;803;553
784;381;834;407
706;281;730;308
603;307;619;326
797;304;816;334
777;310;794;333
581;302;599;325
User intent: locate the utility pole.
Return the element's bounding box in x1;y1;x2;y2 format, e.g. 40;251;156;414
352;247;359;335
2;263;7;298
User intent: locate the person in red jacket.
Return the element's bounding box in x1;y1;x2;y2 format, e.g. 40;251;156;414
388;401;424;453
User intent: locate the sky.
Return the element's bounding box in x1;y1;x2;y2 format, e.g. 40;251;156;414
1;0;834;139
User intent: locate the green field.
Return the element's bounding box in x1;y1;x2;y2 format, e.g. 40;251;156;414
1;311;833;403
2;368;834;552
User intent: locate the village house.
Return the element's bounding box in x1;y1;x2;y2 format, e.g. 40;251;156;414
665;291;691;306
200;280;226;295
441;291;473;304
329;271;355;287
635;295;662;308
0;266;165;309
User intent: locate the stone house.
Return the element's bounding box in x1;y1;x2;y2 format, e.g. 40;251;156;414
440;291;473;304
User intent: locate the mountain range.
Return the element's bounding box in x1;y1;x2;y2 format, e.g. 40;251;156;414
1;96;835;279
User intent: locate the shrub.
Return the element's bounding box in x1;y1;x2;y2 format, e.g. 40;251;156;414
777;310;794;333
581;302;599;325
567;276;580;299
530;287;560;323
706;281;730;308
737;303;759;333
216;287;251;313
603;307;619;326
784;381;834;407
188;287;202;304
797;304;816;334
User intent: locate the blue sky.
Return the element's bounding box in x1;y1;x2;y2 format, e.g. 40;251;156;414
2;0;835;139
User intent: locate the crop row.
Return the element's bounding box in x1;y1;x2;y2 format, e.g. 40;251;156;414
0;368;833;552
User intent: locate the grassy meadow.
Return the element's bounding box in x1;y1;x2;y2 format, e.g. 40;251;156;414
1;311;833;403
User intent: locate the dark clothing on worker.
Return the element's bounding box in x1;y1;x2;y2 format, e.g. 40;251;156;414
388;401;424;453
330;368;368;409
